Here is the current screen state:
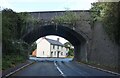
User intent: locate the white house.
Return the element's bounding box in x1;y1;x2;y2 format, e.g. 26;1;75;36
36;37;69;58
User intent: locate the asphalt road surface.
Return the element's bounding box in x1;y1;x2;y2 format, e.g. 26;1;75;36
10;58;119;78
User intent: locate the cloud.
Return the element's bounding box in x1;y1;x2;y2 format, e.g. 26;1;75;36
7;0;68;3
0;0;13;9
98;0;120;2
1;0;98;12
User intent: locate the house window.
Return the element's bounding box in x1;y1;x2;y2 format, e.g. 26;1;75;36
54;51;56;55
51;51;53;57
66;48;68;51
61;52;63;55
57;45;59;49
43;51;44;55
53;45;55;49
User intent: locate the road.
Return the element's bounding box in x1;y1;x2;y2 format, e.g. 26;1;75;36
11;58;119;78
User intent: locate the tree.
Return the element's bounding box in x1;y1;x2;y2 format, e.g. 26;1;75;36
64;42;72;48
2;9;31;70
2;9;19;55
64;42;74;56
29;42;37;55
68;48;74;56
90;2;120;45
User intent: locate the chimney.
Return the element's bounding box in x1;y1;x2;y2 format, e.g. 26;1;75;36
57;38;59;42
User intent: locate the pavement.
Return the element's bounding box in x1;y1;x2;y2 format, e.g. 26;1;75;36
8;57;119;78
29;57;73;62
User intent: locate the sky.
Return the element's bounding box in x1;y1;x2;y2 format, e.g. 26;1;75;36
0;0;98;44
46;35;68;44
36;35;68;44
0;0;98;12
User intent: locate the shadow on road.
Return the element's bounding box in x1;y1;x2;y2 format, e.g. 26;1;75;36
29;57;73;62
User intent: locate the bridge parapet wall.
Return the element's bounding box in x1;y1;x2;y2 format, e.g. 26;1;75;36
29;10;92;42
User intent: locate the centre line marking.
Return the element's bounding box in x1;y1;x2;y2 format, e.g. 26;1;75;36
54;61;66;77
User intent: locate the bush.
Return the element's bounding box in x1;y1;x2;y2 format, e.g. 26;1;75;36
2;55;26;70
68;48;74;56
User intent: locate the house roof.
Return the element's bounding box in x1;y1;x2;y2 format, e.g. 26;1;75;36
45;38;63;46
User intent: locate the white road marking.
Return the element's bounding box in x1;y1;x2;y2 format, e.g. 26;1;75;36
54;61;66;77
5;62;33;77
87;65;120;76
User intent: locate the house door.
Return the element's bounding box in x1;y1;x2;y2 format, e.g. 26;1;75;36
57;51;60;58
50;52;53;57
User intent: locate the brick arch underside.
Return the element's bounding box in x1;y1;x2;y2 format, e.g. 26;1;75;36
22;25;87;61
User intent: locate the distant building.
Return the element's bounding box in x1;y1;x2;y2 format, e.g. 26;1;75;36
32;49;36;57
36;37;69;57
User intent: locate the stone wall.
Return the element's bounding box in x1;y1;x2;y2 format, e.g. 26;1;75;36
90;21;119;68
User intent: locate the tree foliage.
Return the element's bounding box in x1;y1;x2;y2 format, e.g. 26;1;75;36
2;9;19;40
90;2;120;45
29;42;37;55
2;9;30;55
18;12;41;36
53;11;81;27
2;9;31;70
64;42;74;56
68;48;74;56
64;42;72;48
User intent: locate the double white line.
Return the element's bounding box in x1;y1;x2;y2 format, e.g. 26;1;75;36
54;61;66;77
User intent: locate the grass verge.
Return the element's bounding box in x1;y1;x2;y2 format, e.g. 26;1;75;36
2;55;27;70
66;56;74;58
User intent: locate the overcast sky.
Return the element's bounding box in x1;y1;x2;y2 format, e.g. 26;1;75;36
0;0;98;12
0;0;98;44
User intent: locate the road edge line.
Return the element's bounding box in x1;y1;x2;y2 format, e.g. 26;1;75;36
77;61;120;76
87;65;120;76
5;61;34;77
54;61;65;77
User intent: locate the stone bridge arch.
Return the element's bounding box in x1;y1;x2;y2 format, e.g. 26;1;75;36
22;24;89;62
21;10;119;71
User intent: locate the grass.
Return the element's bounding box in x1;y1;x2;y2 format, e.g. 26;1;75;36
2;55;26;70
66;56;74;58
